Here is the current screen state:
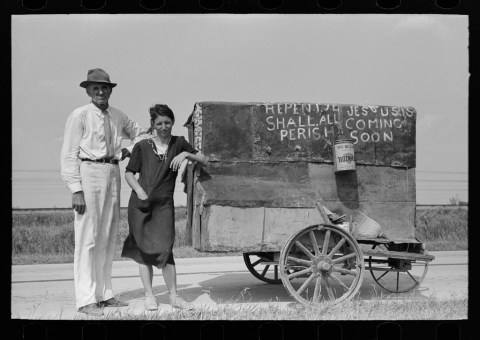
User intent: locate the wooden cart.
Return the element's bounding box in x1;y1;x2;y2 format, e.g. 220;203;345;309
183;101;435;305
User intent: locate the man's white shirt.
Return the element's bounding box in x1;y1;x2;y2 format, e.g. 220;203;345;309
60;103;147;193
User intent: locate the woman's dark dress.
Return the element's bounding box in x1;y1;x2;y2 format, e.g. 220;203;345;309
121;135;198;268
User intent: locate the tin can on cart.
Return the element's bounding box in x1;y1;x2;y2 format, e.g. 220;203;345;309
333;138;356;172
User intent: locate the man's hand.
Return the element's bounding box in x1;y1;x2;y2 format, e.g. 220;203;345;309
72;191;86;215
121;148;131;161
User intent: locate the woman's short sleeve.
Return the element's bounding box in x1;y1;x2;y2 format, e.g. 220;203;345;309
125;141;142;174
179;136;198;155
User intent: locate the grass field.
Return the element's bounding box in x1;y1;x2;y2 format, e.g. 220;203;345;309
12;207;233;265
95;295;467;320
415;206;468;251
11;206;468;265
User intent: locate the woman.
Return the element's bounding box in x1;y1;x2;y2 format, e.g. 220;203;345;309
121;104;208;311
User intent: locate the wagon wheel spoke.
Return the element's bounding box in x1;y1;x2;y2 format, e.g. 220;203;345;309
287;256;312;267
295;241;315;260
406;270;419;284
328;238;346;258
312;277;322;302
296;273;315;296
376;267;393;281
261;265;270;277
333;267;358;276
321;230;331;255
274;265;278;281
324;276;335;300
309;231;320;256
287;267;312;280
329;273;350;291
332;252;356;264
251;258;262;268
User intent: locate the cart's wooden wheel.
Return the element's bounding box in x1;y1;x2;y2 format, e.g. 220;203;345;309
279;224;365;306
243;252;282;284
367;244;429;293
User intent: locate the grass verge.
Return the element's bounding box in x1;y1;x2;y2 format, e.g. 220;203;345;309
80;294;467;320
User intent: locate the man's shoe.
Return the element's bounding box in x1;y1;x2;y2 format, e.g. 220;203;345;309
99;298;129;307
169;294;195;310
78;303;103;316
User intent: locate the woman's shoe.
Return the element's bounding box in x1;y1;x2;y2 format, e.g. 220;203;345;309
169;294;194;310
144;294;158;311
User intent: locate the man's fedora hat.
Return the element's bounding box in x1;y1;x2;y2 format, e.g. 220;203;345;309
79;68;117;88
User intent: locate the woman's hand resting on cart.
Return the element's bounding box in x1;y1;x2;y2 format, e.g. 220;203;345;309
170;151;209;172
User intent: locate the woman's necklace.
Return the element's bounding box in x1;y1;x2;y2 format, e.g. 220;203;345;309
149;136;171;162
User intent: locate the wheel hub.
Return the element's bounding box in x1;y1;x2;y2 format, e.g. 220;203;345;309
312;256;334;275
320;262;332;271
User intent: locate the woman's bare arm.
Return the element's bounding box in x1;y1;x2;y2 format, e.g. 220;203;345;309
125;172;148;199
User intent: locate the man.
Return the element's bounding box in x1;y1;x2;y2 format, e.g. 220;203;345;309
60;68;147;316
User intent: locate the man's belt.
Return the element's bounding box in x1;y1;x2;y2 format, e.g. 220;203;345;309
81;158;119;164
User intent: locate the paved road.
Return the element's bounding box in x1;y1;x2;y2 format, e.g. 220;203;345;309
11;251;467;319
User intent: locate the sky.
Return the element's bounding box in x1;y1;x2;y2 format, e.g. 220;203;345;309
11;14;468;208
